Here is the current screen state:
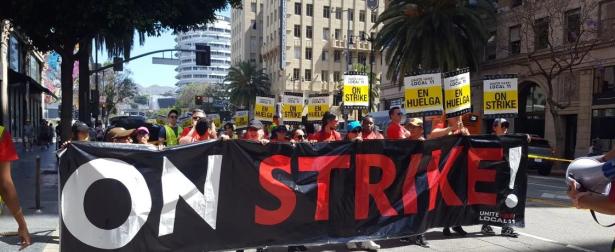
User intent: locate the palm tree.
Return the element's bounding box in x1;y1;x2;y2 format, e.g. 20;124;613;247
225;62;271;111
374;0;495;86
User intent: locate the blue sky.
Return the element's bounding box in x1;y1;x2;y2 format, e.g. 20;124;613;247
94;9;230;87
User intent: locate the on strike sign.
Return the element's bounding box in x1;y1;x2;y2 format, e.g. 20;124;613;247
404;72;443;117
443;69;472;118
483;75;518;118
307;94;331;122
282;92;304;124
233;111;249;128
343;73;369;108
254;96;275;122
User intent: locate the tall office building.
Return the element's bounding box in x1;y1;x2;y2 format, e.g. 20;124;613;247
175;17;232;86
233;1;385;100
231;1;264;66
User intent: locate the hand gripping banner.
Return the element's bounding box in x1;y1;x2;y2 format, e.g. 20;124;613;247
59;135;528;251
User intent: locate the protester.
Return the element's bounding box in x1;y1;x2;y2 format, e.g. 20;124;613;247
291;128;308;143
313;112;342;142
269;115;281;133
38;120;50;149
478;118;519;238
271;125;290;142
0;124;31;249
361;115;384;140
72;121;91;141
405;118;425;141
95;121;105;142
179;118;216;144
47;123;55;146
345;121;363;142
23;120;34;152
105;127;135;143
386;107;410;139
179;109;217;142
135;127;151;145
159;110;183;147
429;115;469;236
223;122;238;139
55;124;61;149
243;119;270;144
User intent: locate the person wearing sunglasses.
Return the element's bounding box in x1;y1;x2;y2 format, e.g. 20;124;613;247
270;125;290;142
179;109;217;142
404;118;425;141
105;127;135;143
386;107;411;139
492;118;510;136
291;128;309;143
345;121;363;142
158;110;183;147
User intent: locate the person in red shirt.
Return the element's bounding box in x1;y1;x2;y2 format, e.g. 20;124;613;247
179;117;216;144
270;125;290;142
244;120;270;144
386;107;410;139
0;126;31;248
361;115;384;140
314;112;342;142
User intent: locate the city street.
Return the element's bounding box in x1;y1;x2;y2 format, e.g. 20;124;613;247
0;145;613;252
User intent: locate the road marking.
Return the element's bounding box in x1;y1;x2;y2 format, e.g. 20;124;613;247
527;197;571;207
538;192;569;200
491;227;596;252
528;175;565;182
528;182;568;190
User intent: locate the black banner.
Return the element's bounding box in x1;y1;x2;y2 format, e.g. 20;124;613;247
59;135;528;251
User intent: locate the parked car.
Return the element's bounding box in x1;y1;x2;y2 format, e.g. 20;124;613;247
527;135;555;176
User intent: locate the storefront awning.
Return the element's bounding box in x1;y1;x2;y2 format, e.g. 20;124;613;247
8;69;58;99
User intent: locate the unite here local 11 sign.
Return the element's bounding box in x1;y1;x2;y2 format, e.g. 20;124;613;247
254;96;275;122
483;76;518;118
343;73;369;108
307;94;331;122
443;70;472;118
282;92;304;124
404;73;444;117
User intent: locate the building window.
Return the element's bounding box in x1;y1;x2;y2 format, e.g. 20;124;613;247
306;48;313;60
334;29;341;39
251;2;257;12
335;8;342;19
594;65;615;96
509;25;521;55
333;71;341;82
295;2;302;15
360;10;366;22
534;18;549;50
305;69;312;81
294;25;301;37
371;12;378;23
486;31;496;60
323;28;330;39
360;31;367;41
323;6;330;18
322;71;329;82
322;50;328;61
348;9;354;21
306;26;313;38
294;47;301;59
293;68;301;80
600;1;615;38
8;35;20;72
591;109;615;148
565;9;581;43
307;4;313;17
251;20;257;30
348;30;354;43
334;50;342;62
511;0;523;7
358;53;367;65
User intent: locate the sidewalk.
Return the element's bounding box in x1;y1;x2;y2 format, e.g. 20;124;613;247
0;142;59;252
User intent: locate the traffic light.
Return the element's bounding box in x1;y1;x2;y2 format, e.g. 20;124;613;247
195;44;211;66
195;95;204;105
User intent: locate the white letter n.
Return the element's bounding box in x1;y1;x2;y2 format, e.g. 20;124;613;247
158;155;222;236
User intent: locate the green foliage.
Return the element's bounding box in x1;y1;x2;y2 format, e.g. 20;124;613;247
225;62;271;110
176;83;211;108
133;95;149;105
103;71;139;116
374;0;495;86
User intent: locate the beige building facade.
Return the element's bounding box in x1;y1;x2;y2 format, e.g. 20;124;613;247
231;0;264;66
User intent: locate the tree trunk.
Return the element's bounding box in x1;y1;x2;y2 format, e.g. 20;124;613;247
59;50;75;143
78;40;91;125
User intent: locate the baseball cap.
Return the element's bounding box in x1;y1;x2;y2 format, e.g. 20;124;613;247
136;126;149;135
71;121;89;133
405;118;423;127
105;127;135;141
493;118;509;128
248;119;264;130
346;121;362;132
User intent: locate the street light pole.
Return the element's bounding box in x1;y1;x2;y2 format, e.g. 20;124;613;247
369;36;374;113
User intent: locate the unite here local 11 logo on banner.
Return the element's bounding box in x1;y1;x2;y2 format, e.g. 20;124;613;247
404;72;444;117
282;92;304;124
233;111;249;128
254;96;275;122
483;75;518;118
307;94;331;122
343;73;369;108
443;69;472;118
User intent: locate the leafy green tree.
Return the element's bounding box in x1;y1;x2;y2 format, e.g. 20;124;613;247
225;62;271;111
374;0;494;86
102;71;139;123
1;0;240;141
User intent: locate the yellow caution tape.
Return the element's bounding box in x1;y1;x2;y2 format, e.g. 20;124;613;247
527;154;573;163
